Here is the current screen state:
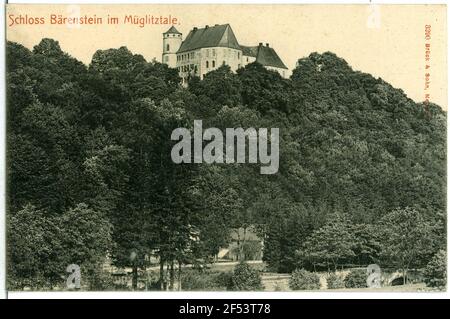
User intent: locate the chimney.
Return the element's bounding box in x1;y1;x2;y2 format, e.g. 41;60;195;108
205;25;209;29
266;43;269;47
193;27;198;31
258;42;263;46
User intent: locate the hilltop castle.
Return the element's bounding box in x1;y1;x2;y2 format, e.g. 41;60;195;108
162;24;288;85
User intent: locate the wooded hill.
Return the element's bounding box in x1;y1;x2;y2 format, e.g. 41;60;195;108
6;39;446;289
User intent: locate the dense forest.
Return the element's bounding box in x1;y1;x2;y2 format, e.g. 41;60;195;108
6;38;446;290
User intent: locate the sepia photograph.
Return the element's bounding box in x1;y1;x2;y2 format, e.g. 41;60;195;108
2;2;447;298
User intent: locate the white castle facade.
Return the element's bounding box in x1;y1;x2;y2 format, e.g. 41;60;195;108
162;24;289;85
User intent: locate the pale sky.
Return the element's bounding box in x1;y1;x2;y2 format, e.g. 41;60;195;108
6;4;447;109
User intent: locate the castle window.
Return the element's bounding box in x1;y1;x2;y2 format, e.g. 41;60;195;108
166;44;170;51
212;61;215;68
206;49;210;58
206;61;209;68
238;52;240;59
212;49;216;57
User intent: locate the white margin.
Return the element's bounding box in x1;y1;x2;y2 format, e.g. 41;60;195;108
1;0;449;300
1;0;6;301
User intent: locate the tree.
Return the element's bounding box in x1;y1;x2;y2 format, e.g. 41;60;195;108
378;207;435;284
298;213;356;271
350;223;381;265
7;205;63;289
110;98;202;290
58;203;113;289
263;202;315;273
7;203;112;290
423;250;446;288
237;62;292;114
189;65;242;108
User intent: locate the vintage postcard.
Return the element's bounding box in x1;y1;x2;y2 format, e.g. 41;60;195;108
4;3;447;294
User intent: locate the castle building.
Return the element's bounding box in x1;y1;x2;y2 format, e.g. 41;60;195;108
162;24;288;85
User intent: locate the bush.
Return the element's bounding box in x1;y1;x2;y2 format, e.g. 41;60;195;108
326;273;345;289
344;269;367;288
216;271;234;290
180;270;225;291
289;269;321;290
86;269;116;290
231;261;263;291
424;250;446;288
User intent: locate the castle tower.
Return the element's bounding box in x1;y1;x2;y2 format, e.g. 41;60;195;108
162;26;182;68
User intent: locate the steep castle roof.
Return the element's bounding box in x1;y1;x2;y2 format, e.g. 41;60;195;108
163;26;181;34
178;24;241;53
240;45;258;57
241;44;288;69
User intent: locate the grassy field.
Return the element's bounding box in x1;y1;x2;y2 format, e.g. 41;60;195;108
325;283;428;292
110;261;437;292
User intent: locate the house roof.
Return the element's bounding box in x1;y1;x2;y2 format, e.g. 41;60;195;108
256;45;288;69
240;45;258;57
178;24;241;53
241;44;288;69
163;26;181;34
